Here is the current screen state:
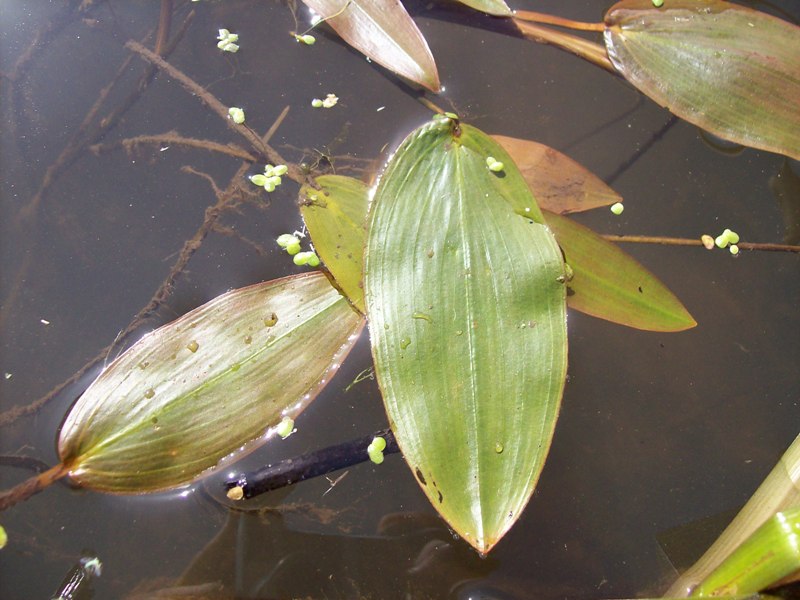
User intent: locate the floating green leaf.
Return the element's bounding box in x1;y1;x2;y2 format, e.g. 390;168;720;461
300;175;368;313
300;0;440;92
544;210;696;332
58;273;364;493
364;117;568;554
454;0;512;17
604;0;800;160
492;134;622;214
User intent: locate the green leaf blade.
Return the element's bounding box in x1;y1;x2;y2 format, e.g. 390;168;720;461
300;175;368;313
365;119;568;553
544;211;696;332
58;273;364;493
300;0;441;92
604;0;800;160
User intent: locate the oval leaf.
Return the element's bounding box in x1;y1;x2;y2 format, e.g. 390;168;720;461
454;0;513;17
492;134;622;214
300;0;441;92
543;210;696;332
58;273;364;493
300;175;368;313
604;0;800;160
365;117;568;554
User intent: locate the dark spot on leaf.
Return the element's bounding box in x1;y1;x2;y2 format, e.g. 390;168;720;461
566;286;575;296
437;490;443;503
415;468;427;486
638;286;643;293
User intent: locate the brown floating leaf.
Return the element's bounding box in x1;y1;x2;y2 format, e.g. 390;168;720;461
493;134;622;214
300;0;441;92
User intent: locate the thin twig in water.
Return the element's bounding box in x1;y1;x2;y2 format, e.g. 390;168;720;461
602;234;800;253
90;133;258;162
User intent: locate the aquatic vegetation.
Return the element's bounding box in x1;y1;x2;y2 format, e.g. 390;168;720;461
227;106;245;124
1;1;798;596
216;28;239;53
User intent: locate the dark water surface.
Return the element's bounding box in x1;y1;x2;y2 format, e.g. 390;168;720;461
1;1;798;598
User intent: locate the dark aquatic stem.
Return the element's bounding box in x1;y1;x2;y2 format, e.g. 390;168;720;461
225;428;399;500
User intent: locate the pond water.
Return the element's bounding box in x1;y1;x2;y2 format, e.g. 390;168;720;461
1;1;798;598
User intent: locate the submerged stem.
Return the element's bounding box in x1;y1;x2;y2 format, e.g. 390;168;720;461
0;463;69;512
513;20;615;73
602;234;800;253
514;10;605;32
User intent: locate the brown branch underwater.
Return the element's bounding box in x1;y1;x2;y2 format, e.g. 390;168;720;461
602;234;800;253
122;41;305;186
90;133;258;162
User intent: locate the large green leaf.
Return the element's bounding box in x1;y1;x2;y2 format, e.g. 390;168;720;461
454;0;512;17
300;175;368;313
58;273;364;493
364;117;568;554
604;0;800;160
544;210;696;332
300;0;440;92
492;134;622;214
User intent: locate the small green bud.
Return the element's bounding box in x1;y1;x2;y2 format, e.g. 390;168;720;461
485;157;504;172
273;164;288;176
293;251;311;266
368;436;387;453
228;107;245;124
322;93;339;108
276;233;300;248
264;181;276;193
715;235;728;249
610;202;624;215
723;228;740;244
217;29;240;52
276;416;295;439
368;449;385;465
296;34;316;45
729;244;739;255
293;251;319;266
652;0;664;6
267;175;282;187
311;98;323;108
249;174;268;187
286;242;302;255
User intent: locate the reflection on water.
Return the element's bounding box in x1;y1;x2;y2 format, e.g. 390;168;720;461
1;1;799;598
